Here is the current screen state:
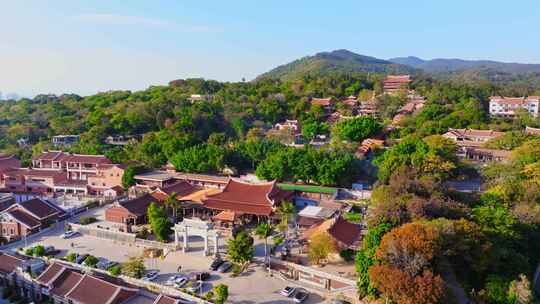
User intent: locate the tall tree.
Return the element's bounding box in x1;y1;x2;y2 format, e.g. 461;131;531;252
147;203;173;242
227;231;254;271
254;223;274;264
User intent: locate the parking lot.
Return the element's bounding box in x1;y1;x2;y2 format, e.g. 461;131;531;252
4;209;329;303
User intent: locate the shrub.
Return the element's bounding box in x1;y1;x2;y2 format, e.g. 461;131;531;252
65;253;77;263
343;212;362;223
85;201;99;209
24;248;34;256
339;249;355;262
83;255;99;267
136;227;149;239
204;290;214;301
33;245;46;257
79;217;97;225
108;265;122;276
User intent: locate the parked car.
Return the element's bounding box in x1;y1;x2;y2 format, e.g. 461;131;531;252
217;261;232;273
43;246;59;256
165;275;188;287
61;231;79;239
192;272;211;281
97;259;118;270
142;270;159;281
75;254;88;264
209;258;224;271
186;281;203;293
280;286;296;297
294;289;309;303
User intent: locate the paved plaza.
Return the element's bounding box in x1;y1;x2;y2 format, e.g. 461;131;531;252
3;207;330;303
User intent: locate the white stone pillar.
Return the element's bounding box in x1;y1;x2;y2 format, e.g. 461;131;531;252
213;235;218;256
183;229;188;252
204;235;208;256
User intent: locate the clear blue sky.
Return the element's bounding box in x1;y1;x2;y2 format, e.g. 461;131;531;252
1;1;539;97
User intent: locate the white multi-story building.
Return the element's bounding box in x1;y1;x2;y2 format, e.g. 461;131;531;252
489;96;539;118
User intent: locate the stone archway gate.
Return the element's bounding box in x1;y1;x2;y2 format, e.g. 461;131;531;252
173;218;220;256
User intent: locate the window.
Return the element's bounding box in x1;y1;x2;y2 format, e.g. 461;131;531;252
10;229;14;235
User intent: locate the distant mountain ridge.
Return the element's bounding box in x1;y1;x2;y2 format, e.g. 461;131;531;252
257;50;540;88
257;49;418;81
389;56;540;74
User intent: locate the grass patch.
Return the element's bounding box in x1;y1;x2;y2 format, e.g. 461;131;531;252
277;183;338;194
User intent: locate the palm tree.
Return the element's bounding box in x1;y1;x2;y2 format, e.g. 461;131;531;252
254;223;274;265
276;201;296;237
164;192;179;223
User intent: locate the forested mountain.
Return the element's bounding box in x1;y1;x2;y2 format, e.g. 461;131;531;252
257;49;418;81
389;56;540;74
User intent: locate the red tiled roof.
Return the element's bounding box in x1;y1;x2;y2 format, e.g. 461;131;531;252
328;216;363;247
202;179;292;216
297;216;324;228
36;263;66;285
489;96;538;105
118;193;159;216
0;253;25;275
152;181;198;201
51;270;84;297
212;210;242;222
17;198;64;219
153;295;179;304
63;154;111;165
7;209;41;228
65;274;138;304
311;98;334;107
303;216;362;248
34;151;66;161
444;128;504;139
0;155;21;170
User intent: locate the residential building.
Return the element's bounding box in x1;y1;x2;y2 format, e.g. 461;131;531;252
87;164;126;196
274;120;300;133
105;135;140;146
489;96;540;118
0;198;66;240
202;179;294;219
383;75;411;94
133;171;178;189
51;135;80;147
459;147;511;163
442;128;504;147
188;94;213;103
23;151;124;196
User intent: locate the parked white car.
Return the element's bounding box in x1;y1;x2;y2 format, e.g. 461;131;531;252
61;231;79;239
